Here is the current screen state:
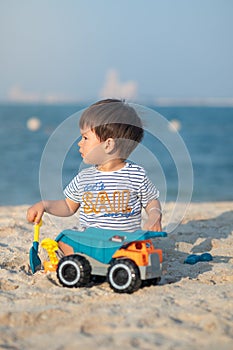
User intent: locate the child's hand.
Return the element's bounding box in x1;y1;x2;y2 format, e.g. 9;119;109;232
143;213;162;231
143;201;162;231
27;202;45;224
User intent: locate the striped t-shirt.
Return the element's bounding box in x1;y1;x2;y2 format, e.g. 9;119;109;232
64;162;159;231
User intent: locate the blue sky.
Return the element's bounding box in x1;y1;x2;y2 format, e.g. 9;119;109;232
1;0;233;103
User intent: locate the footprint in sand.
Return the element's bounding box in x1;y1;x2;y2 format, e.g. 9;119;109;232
0;279;19;291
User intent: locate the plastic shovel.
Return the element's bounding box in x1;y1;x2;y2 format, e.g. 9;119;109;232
29;220;42;273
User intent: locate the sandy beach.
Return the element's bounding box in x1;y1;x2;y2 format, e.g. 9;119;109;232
0;202;232;350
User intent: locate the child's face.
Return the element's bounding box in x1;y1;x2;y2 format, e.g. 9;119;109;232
78;128;105;164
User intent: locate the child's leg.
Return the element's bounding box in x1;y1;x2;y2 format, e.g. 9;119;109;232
58;241;74;256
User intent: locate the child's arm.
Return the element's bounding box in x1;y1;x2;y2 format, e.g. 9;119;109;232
27;198;80;224
143;199;162;231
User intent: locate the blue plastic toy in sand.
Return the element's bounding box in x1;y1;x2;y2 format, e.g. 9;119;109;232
56;227;167;264
184;253;213;265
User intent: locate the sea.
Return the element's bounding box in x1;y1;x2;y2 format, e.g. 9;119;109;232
0;103;232;206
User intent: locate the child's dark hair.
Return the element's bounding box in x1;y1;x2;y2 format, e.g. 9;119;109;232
79;99;144;159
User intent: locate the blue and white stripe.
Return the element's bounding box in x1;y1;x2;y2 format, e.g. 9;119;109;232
64;162;159;231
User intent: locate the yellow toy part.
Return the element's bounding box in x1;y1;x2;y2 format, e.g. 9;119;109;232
41;238;59;272
34;219;42;242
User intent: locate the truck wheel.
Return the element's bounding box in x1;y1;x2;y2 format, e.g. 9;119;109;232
57;255;91;288
107;259;141;293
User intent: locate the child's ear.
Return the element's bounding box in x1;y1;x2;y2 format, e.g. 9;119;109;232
104;138;115;154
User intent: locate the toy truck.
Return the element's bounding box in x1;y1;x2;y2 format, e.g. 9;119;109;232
41;227;167;294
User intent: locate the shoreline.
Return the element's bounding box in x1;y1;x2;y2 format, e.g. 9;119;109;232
0;202;233;349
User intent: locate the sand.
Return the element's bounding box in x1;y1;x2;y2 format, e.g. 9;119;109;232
0;202;232;350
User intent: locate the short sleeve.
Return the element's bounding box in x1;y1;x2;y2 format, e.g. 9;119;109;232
63;174;81;203
138;174;159;207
